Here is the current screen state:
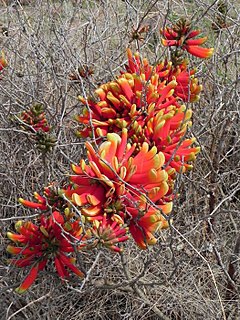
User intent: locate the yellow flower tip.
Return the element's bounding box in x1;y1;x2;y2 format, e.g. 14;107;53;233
207;48;214;58
171;78;178;85
58;188;65;197
112;214;125;225
96;127;105;137
15;220;23;231
6;232;13;240
161;219;172;229
15;287;26;294
188;153;196;161
95;87;106;97
7;231;12;239
107;132;121;144
181;166;186;173
175;156;181;163
75;130;83;138
195;146;201;154
167;167;176;176
126;47;132;55
71;163;76;171
64;221;73;232
147;236;157;246
191;96;199;103
64;207;70;215
148;215;159;224
77;95;86;104
122;127;128;135
6;232;24;243
74;114;80;121
72;193;83;206
18;198;24;204
134;51;140;58
40;226;49;237
6;245;15;254
161;38;168;46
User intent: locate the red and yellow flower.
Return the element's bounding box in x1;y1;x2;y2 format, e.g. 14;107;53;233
7;211;85;293
75;55;178;139
63;129;172;248
67;128;169;210
126;48;202;103
143;104;200;173
19;183;70;212
76;49;199;175
161;19;214;59
88;214;129;252
128;203;172;249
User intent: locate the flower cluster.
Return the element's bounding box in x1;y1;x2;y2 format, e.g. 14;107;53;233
19;183;68;211
16;104;56;152
87;214;129;252
72;20;212;250
7;210;85;293
161;18;214;59
65;128;172;249
75;53;200;175
7;19;213;293
18;104;50;133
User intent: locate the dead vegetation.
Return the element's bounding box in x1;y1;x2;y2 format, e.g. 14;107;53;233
0;0;239;319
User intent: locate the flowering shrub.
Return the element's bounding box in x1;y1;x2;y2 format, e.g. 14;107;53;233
7;19;213;293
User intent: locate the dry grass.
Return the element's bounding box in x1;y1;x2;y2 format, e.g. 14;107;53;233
0;0;239;319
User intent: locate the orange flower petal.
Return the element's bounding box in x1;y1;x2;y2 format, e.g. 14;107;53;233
15;264;39;294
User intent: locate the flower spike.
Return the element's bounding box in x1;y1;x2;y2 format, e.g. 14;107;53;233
7;211;86;293
161;19;214;59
